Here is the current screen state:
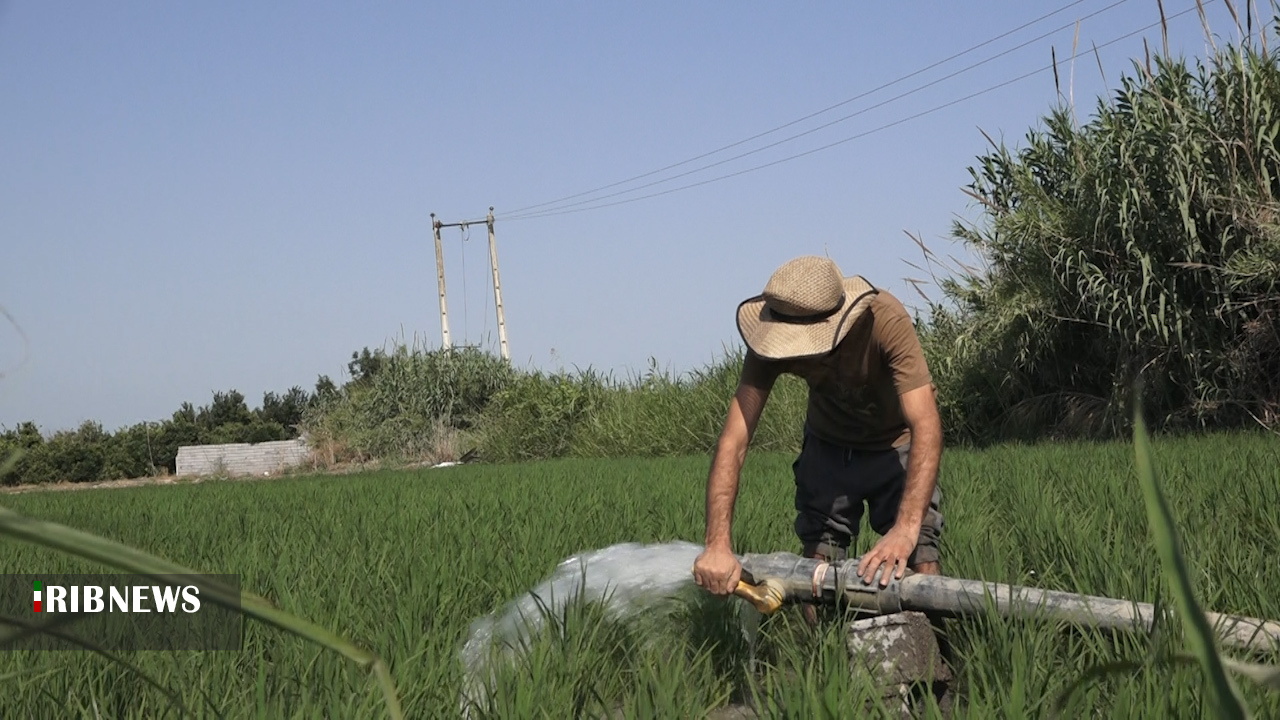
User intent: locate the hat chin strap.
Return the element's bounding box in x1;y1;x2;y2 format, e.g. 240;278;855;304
766;293;846;324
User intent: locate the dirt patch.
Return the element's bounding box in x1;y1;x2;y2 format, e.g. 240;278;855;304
0;458;470;496
707;705;759;719
0;473;296;496
1;475;188;495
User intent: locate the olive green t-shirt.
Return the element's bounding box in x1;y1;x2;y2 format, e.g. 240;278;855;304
740;289;933;450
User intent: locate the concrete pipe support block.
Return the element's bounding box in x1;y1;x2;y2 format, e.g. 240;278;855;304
846;611;952;718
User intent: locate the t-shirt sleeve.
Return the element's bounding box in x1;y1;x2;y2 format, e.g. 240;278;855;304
740;348;783;392
874;294;933;395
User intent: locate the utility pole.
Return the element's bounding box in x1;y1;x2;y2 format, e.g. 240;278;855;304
429;213;452;350
486;207;510;361
430;208;511;361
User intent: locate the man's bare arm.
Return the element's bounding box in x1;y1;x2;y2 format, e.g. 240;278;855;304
704;383;770;550
856;381;943;585
895;383;943;537
693;355;776;595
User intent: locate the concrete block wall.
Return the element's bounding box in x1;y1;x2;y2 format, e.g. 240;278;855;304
175;438;312;477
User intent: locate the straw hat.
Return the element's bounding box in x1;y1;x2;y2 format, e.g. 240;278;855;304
735;256;877;360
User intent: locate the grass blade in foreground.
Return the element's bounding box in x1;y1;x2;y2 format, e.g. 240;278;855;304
1132;400;1249;719
0;505;404;720
1054;654;1280;713
1221;657;1280;690
0;450;21;480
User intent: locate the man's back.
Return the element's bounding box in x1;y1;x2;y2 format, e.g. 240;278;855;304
741;289;932;450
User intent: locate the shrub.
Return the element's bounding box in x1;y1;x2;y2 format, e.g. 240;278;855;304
476;348;810;463
301;343;516;465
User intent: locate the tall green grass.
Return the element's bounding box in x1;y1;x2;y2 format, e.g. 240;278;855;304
294;342;810;468
0;431;1277;716
476;348;810;463
1131;400;1247;718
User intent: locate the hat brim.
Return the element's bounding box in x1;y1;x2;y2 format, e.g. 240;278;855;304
736;275;877;360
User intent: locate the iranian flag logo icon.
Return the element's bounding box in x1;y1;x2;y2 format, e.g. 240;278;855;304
34;581;41;613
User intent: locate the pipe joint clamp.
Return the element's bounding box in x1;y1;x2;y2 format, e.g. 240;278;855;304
840;560;904;614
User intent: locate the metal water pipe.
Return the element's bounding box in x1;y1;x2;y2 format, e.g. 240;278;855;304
733;551;1280;654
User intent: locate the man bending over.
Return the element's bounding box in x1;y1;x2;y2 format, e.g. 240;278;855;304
692;255;944;611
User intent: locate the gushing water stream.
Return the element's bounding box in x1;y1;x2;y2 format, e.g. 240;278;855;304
457;540;751;715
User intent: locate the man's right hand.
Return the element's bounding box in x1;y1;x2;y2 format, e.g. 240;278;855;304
692;544;742;595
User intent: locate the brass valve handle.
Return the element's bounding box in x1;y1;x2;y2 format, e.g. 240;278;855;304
733;579;786;615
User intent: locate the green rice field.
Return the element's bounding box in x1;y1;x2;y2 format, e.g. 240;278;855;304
1;431;1278;718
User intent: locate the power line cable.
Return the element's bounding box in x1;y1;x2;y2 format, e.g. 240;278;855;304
495;0;1101;219
502;1;1210;223
501;0;1133;221
492;0;1120;220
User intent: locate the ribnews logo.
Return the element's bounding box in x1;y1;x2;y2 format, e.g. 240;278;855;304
32;579;203;614
4;574;242;651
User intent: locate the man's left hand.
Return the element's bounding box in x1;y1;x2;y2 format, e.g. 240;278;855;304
856;525;919;587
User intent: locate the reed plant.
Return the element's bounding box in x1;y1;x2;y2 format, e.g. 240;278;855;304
921;9;1280;443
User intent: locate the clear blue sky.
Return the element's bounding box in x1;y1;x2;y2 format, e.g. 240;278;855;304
0;1;1249;433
